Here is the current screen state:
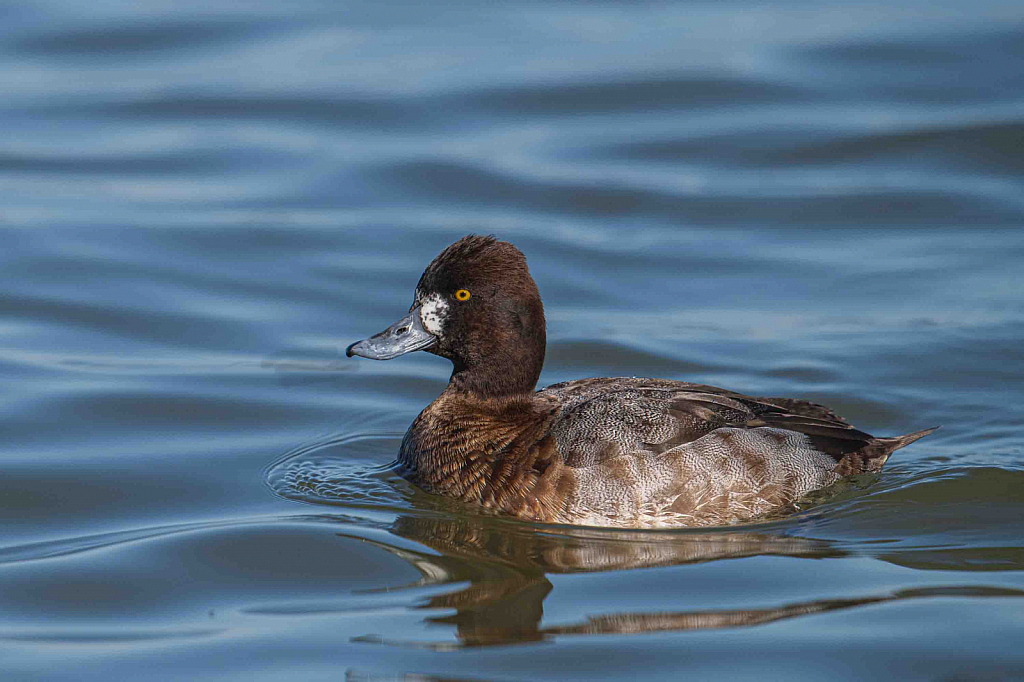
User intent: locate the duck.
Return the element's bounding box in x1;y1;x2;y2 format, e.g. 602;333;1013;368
347;235;936;528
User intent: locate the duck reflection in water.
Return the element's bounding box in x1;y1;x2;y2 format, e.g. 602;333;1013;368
330;513;1009;649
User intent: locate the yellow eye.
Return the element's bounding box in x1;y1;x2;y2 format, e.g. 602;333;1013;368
455;289;471;301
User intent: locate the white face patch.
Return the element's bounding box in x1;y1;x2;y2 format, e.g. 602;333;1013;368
418;292;448;336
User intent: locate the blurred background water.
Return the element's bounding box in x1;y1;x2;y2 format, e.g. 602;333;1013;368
2;1;1024;680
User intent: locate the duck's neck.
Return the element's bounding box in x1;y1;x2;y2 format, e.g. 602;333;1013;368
446;367;537;404
446;339;545;403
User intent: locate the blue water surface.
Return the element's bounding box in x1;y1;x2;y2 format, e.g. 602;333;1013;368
2;1;1023;680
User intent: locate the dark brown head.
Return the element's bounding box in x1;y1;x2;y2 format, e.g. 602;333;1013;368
347;235;546;399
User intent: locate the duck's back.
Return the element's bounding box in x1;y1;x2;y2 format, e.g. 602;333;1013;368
539;377;931;527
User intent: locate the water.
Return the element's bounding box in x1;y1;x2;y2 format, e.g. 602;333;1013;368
2;1;1023;679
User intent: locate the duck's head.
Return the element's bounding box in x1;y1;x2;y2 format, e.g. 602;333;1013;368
347;235;546;398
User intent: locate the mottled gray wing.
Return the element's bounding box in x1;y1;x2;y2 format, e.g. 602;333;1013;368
548;385;873;468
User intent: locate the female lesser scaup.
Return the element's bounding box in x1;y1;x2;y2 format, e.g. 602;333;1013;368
347;235;936;528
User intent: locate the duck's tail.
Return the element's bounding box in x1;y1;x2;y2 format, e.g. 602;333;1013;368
836;426;940;475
